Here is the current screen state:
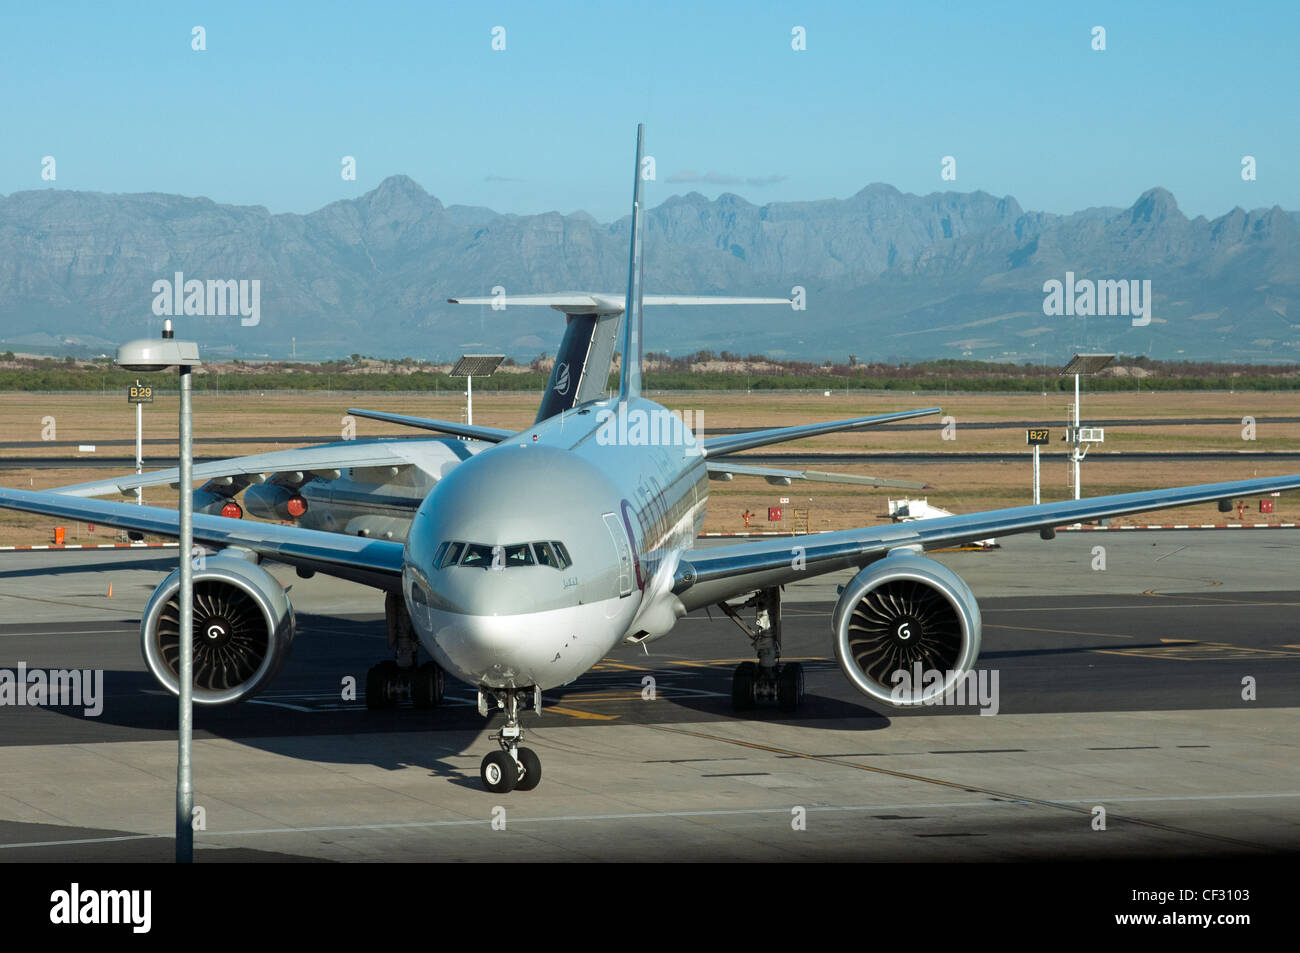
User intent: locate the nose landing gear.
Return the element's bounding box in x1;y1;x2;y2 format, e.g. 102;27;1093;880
478;686;543;793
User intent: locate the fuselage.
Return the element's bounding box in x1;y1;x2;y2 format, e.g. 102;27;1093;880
401;396;707;690
293;438;487;541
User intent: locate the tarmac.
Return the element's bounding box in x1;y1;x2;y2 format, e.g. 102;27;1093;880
0;529;1296;861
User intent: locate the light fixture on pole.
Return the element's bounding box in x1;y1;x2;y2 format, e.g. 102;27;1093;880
449;354;504;426
136;391;143;504
1059;353;1114;501
116;318;201;863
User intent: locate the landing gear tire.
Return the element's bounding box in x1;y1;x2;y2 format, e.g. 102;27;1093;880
777;661;805;713
481;750;519;794
365;660;400;710
732;661;758;712
411;661;444;709
514;746;542;791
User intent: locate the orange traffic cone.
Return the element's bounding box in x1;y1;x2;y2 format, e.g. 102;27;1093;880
107;582;113;598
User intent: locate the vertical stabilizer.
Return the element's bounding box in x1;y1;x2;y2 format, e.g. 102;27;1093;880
618;124;646;402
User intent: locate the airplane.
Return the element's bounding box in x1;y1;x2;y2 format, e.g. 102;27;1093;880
51;415;931;545
3;124;1299;794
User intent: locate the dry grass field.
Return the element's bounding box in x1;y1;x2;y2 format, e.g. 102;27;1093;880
0;389;1297;546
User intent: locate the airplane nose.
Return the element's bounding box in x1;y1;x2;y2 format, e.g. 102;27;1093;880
425;565;564;617
424;605;606;690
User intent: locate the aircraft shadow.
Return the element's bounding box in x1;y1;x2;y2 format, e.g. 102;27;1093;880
19;664;893;775
0;555;177;579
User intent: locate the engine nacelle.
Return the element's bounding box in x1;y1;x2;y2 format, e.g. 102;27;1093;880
832;553;981;706
243;484;308;521
140;553;295;705
193;488;241;517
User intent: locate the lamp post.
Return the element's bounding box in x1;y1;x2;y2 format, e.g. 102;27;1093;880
1058;353;1114;501
136;394;143;504
116;319;201;863
450;354;504;426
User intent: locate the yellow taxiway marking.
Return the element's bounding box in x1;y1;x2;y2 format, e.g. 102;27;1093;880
987;625;1300;658
661;656;829;667
591;656;828;676
987;623;1133;640
550;691;650;702
1139;589;1300;606
545;706;620;721
589;660;651;672
1096;641;1300;661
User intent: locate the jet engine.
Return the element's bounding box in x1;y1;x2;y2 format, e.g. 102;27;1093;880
832;552;981;705
193;488;243;519
243;484;308;521
140;553;295;705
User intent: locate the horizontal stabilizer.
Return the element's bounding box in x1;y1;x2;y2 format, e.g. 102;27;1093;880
448;293;793;316
347;409;514;443
705;461;928;490
702;407;943;457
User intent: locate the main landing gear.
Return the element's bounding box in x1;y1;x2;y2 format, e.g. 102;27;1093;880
478;686;543;794
365;593;444;710
719;586;804;714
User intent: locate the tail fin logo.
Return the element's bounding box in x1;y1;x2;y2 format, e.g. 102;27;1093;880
554;363;571;395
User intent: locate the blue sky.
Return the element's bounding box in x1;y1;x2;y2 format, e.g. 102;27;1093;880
2;0;1296;221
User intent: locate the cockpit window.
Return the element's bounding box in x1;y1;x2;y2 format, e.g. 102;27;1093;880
503;543;534;567
437;540;571;570
459;543;496;569
532;541;571;570
554;541;572;568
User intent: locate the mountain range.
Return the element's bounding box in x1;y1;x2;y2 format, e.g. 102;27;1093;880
2;177;1297;364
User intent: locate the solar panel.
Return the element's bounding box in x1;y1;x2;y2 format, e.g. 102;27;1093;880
450;354;505;377
1060;353;1115;376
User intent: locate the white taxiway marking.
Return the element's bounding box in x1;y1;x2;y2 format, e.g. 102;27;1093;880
3;792;1299;849
0;629;133;638
245;699;315;712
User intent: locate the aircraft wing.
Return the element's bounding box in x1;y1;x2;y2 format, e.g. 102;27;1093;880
702;407;942;456
347;409;514;443
672;474;1300;610
705;461;928;490
0;487;404;591
50;438;463;498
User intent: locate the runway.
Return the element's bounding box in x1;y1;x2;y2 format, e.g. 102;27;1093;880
12;450;1300;469
0;531;1297;861
2;414;1295;450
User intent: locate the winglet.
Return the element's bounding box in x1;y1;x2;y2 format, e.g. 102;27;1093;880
619;123;646;402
